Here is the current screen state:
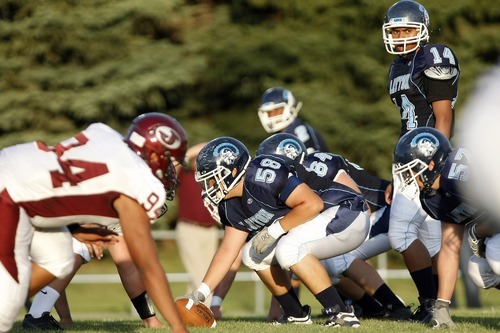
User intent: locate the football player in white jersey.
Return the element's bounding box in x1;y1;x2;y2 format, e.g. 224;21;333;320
0;112;189;333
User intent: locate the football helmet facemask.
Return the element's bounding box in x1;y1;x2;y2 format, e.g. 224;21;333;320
125;112;187;200
258;87;302;133
257;133;307;163
383;0;430;55
393;127;452;198
195;137;251;205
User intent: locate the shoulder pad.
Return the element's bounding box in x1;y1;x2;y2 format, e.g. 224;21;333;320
424;66;459;80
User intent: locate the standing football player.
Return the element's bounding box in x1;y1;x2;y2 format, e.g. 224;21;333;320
183;136;370;327
382;0;460;323
0;112;189;333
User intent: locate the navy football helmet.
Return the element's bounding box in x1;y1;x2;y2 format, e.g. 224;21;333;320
383;0;430;55
258;87;302;133
195;137;251;205
125;112;187;200
257;133;307;163
393;127;452;196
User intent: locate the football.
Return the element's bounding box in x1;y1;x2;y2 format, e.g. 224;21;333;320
175;298;217;328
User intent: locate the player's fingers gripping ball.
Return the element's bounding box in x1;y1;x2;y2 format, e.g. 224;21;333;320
175;298;217;328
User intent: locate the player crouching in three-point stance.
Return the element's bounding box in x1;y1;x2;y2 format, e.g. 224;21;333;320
179;136;370;327
392;127;493;328
0;112;189;333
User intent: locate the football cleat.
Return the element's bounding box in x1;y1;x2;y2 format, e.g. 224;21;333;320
322;305;361;328
22;312;63;330
272;305;313;325
430;299;456;329
410;297;435;324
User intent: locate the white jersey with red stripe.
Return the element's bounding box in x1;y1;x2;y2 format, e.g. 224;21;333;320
0;122;166;227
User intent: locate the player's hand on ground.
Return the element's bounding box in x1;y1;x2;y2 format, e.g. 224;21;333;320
251;226;277;254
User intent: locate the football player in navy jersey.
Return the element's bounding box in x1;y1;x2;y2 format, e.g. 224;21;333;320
182;137;370;327
382;0;461;323
258;133;412;320
392;127;492;328
258;87;329;154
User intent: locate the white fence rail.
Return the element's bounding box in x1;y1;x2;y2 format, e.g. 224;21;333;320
71;230;411;314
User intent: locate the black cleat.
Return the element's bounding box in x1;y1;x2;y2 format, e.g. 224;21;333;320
22;312;63;330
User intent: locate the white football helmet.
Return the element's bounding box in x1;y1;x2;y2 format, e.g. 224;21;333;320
257;87;302;133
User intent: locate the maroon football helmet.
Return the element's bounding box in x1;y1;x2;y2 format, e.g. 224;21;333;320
125;112;187;200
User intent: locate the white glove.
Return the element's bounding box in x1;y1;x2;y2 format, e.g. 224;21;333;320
251;220;286;254
182;290;206;305
468;223;486;258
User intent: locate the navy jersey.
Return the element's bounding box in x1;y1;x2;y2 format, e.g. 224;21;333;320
284;118;329;153
303;152;390;212
421;146;488;225
388;44;460;138
218;154;366;238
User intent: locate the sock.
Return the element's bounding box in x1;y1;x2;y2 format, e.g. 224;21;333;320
274;288;304;317
410;266;437;299
433;274;439;291
315;286;347;312
372;283;406;308
29;287;60;318
356;293;385;315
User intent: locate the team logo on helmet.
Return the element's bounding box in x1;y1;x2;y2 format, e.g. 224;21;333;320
214;142;239;165
279;139;303;160
411;133;439;157
155;126;182;150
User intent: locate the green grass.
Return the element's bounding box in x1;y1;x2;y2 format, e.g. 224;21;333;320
11;309;500;332
13;241;500;332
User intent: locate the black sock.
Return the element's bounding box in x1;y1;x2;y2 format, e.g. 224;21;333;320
315;286;347;312
372;283;406;308
433;274;439;291
410;266;437;299
356;293;385;314
274;288;304;317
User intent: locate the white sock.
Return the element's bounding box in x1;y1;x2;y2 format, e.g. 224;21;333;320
29;286;61;318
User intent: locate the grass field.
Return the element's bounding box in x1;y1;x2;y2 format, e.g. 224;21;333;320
12;240;500;332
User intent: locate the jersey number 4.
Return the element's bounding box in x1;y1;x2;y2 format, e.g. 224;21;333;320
38;133;109;188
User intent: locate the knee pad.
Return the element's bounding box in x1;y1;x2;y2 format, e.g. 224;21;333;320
468;255;500;289
72;238;92;263
274;237;309;270
30;228;74;278
485;234;500;275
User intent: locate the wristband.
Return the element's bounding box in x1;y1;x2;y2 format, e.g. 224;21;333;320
268;220;286;238
196;282;211;299
131;291;156;319
210;295;223;307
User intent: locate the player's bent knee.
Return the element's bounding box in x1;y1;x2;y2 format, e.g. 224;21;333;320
275;242;308;270
468;255;500;289
240;241;272;271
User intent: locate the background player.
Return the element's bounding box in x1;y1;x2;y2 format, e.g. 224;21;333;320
258;87;329;153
